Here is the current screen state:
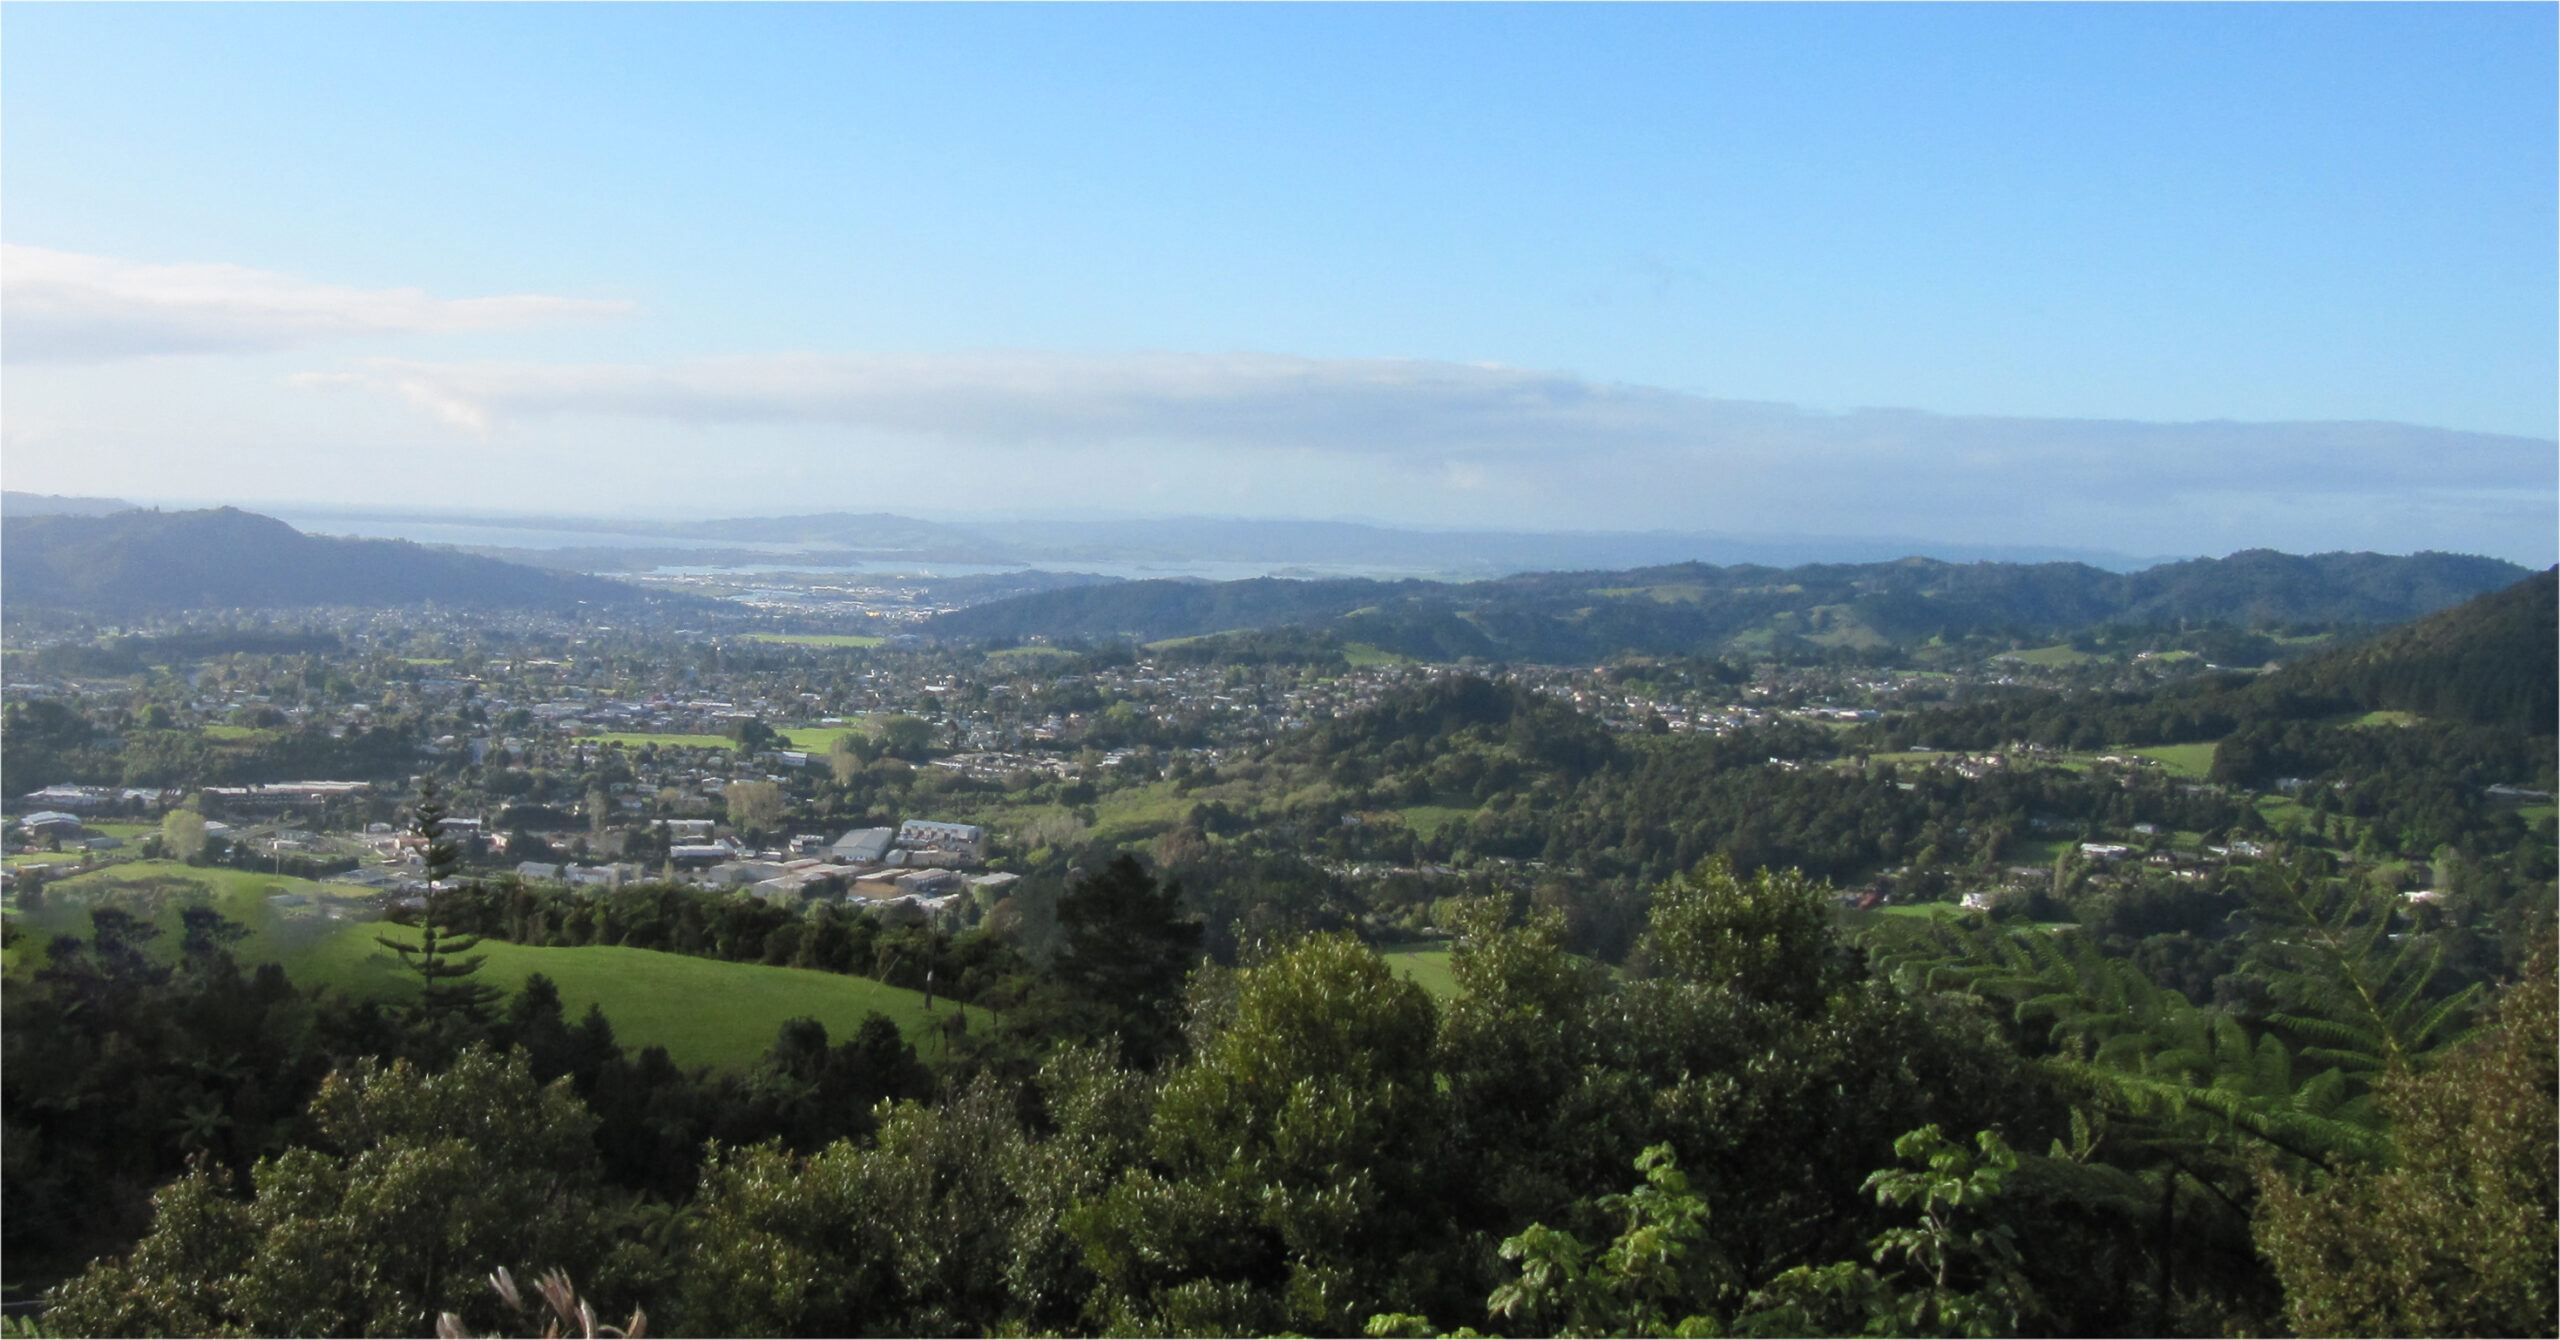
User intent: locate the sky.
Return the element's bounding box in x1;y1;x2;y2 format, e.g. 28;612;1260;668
3;3;2554;564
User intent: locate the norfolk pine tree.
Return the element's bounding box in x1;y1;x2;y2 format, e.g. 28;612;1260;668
377;781;504;1022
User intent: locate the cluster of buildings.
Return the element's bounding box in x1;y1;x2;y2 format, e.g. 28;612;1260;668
491;816;1017;927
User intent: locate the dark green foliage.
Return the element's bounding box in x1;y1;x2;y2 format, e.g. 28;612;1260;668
41;1046;616;1339
1642;858;1845;1014
3;908;328;1286
1043;854;1206;1066
2252;941;2558;1337
2261;567;2557;735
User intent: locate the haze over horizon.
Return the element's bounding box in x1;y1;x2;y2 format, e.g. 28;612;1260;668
4;5;2553;564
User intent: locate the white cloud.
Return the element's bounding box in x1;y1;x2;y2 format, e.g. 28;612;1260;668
0;245;634;362
294;349;2554;508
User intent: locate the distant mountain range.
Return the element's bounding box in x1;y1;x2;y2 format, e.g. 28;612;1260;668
258;505;2170;577
923;550;2537;660
2;491;139;518
2;507;664;615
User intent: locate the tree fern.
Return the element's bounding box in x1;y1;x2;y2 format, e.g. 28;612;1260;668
1867;911;2384;1166
2245;856;2482;1077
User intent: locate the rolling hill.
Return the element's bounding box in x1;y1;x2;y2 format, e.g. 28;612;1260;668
2243;566;2558;735
2;507;667;615
924;549;2533;659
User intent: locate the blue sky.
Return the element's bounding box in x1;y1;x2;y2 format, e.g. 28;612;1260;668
4;3;2553;562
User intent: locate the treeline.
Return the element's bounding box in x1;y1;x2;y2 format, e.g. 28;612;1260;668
427;876;1036;1010
22;856;2555;1337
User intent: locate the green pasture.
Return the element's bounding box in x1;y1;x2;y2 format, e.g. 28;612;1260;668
1144;631;1249;650
1377;941;1457;1000
988;646;1078;662
2009;837;2072;866
2124;742;2219;778
780;725;866;752
466;941;984;1070
2004;644;2094;667
257;927;985;1072
741;633;885;649
590;732;737;750
2351;710;2422;728
1395;804;1477;840
1341;643;1410;667
15;860;981;1070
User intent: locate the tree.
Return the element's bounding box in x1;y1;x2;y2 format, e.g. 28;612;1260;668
377;782;504;1024
723;781;786;840
2253;941;2557;1337
1642;857;1843;1014
1480;1144;1727;1338
43;1047;614;1339
1073;934;1440;1335
159;807;207;864
1046;855;1203;1065
877;714;936;760
827;732;866;785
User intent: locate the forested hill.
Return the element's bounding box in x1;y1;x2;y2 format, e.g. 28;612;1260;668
925;548;2531;658
2;507;659;615
2245;566;2558;735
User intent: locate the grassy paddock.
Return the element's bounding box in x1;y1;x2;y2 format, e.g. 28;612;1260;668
1396;804;1477;840
2124;742;2219;778
1376;942;1457;999
780;725;866;753
17;861;978;1070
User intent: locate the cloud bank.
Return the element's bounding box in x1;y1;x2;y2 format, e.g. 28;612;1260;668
296;349;2554;508
0;246;634;362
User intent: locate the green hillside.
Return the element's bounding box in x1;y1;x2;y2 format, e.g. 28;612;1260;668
2246;567;2557;734
15;861;979;1071
924;549;2530;660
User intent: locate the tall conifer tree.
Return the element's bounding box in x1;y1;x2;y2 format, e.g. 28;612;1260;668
377;781;503;1021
